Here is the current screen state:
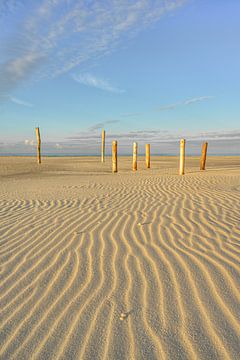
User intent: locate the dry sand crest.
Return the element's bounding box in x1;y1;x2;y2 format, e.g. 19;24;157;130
0;156;240;359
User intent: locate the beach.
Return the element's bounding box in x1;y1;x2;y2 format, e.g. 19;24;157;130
0;156;240;359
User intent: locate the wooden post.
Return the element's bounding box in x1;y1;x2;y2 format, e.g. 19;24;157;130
200;142;208;170
146;144;150;168
101;129;105;163
179;138;185;175
35;127;41;164
133;142;138;171
112;140;117;173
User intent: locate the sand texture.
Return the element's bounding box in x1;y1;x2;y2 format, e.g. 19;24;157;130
0;156;240;359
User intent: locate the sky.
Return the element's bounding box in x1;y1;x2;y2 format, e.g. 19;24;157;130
0;0;240;155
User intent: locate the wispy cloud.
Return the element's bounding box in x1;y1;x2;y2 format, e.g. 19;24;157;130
10;96;33;107
157;96;214;111
156;102;180;111
24;139;34;146
72;74;124;93
88;120;120;132
183;96;215;105
121;112;142;118
1;128;240;155
120;96;214;118
67;128;240;144
0;51;45;100
0;0;189;98
0;0;26;17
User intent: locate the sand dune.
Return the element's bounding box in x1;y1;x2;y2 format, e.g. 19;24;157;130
0;156;240;359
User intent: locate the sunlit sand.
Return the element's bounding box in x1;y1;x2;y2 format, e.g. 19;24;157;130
0;156;239;359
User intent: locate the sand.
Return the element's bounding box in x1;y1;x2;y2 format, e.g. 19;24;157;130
0;156;239;359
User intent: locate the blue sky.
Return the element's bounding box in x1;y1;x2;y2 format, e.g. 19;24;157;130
0;0;240;155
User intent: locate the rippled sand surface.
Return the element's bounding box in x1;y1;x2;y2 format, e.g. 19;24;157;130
0;156;240;359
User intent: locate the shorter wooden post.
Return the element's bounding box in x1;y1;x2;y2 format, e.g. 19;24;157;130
200;142;208;170
146;144;150;168
101;129;105;163
179;138;185;175
112;140;117;173
133;142;138;171
35;127;41;164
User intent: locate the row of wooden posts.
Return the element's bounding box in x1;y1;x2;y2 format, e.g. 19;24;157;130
35;127;208;175
101;129;208;175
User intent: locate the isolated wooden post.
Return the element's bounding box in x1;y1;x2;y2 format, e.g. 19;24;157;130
133;142;138;171
35;127;41;164
101;129;105;163
200;142;208;170
112;140;117;173
179;138;185;175
146;144;150;168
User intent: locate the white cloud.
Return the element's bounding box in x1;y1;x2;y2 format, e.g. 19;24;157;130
0;0;26;17
157;96;214;111
0;0;189;97
24;139;35;146
120;96;215;118
184;96;214;105
0;50;45;99
1;128;240;155
157;102;181;111
10;96;33;107
87;120;120;132
72;73;124;93
66;128;240;144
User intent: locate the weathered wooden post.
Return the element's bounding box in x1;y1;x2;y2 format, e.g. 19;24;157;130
179;138;185;175
35;127;41;164
200;142;208;170
112;140;117;173
146;144;150;168
101;129;105;163
133;142;138;171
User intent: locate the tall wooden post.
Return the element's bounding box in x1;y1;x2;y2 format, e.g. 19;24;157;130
200;142;208;170
101;129;105;163
35;127;41;164
179;138;185;175
133;142;138;171
112;140;117;173
146;144;150;168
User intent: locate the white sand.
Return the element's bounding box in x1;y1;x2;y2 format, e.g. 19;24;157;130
0;156;240;359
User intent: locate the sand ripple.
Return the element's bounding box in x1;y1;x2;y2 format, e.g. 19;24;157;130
0;174;240;359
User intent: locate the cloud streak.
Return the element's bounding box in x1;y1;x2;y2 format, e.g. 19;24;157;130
157;96;214;111
0;51;45;100
67;128;240;143
72;74;124;93
1;129;240;155
183;96;215;105
88;120;120;132
24;139;34;146
120;96;215;119
0;0;189;97
10;97;33;107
